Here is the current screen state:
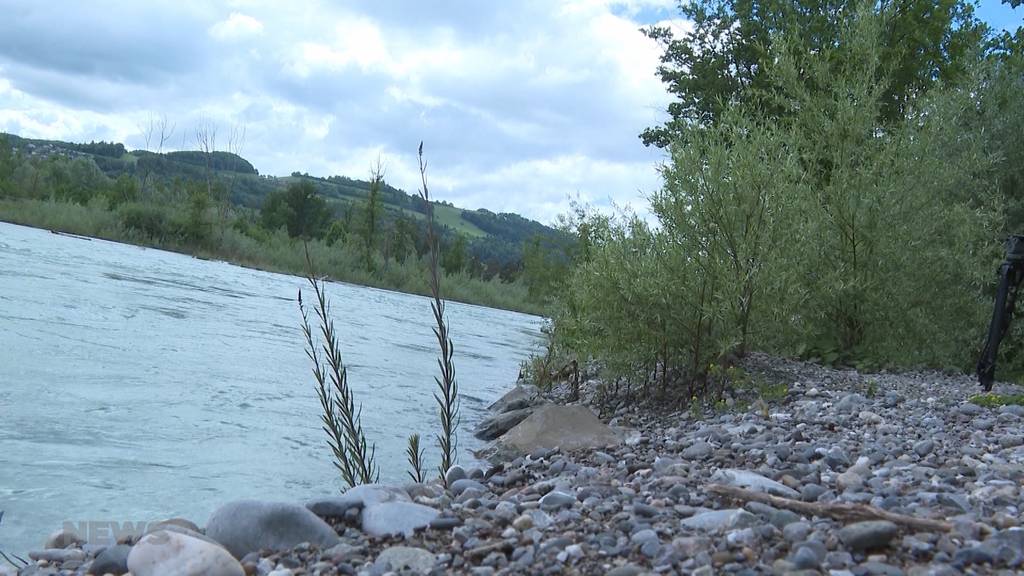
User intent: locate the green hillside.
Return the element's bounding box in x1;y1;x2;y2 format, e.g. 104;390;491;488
1;133;564;271
0;131;574;312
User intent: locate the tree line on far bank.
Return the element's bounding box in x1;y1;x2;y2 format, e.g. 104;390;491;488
0;136;569;315
536;0;1024;408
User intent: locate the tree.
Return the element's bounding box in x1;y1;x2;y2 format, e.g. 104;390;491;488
104;173;139;208
260;180;331;240
0;136;16;196
361;163;384;272
183;180;211;244
641;0;986;147
521;234;566;300
441;234;467;275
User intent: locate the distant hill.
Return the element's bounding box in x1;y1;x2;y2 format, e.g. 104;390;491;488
2;133;568;269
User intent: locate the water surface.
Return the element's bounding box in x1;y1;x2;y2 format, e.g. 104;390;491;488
0;222;544;554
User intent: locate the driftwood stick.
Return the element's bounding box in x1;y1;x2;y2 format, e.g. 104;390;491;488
465;539;516;558
707;484;953;533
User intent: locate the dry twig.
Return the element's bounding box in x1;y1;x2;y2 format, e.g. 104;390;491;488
707;484;953;533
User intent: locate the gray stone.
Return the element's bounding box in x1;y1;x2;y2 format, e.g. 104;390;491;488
445;465;467;486
127;530;243;576
497;405;621;454
605;564;644;576
801;484;827;502
791;545;822;569
44;528;83;550
90;544;131;575
361;501;440;537
710;469;800;498
524;509;553;530
783;521;812;543
539;490;576;511
860;561;904;575
913;439;935;457
631;529;658;545
375;546;436;575
683;441;714;459
838;520;900;551
959;403;983;416
835;393;866;413
977;528;1024;567
999;404;1024;417
488;385;541;414
769;509;802;529
954;546;996;566
450;478;488;496
681;509;759;531
837;470;865;492
428;516;462;530
205;500;340;558
28;549;86;563
144;520;219;545
306;484;411;518
826;446;851;469
473;407;536;441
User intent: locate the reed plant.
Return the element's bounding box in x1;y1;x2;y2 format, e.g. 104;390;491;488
299;254;379;488
418;142;460;484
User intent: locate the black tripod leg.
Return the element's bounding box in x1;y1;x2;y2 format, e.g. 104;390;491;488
978;263;1024;390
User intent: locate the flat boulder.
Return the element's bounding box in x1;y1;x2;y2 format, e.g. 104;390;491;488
488;385;541;414
361;501;440;537
473;407;535;440
205;500;339;558
127;530;243;576
497;405;621;454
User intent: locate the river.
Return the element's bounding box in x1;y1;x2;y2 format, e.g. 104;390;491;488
0;222;545;555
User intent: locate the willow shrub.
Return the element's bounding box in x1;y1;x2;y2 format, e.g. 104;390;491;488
554;9;1004;404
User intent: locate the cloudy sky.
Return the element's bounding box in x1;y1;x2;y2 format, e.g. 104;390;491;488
0;1;1019;223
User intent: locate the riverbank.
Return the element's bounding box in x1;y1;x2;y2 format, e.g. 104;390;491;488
12;354;1024;575
0;200;546;316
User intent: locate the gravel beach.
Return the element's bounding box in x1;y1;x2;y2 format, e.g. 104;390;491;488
11;353;1024;576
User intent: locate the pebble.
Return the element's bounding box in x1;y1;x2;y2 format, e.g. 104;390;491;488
838;521;900;551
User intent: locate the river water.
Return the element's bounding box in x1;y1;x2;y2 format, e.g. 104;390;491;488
0;222;545;555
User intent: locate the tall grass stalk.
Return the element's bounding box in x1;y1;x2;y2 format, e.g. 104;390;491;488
418;142;460;484
299;254;379;488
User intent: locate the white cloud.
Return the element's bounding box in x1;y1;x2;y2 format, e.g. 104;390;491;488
209;12;264;41
0;1;679;223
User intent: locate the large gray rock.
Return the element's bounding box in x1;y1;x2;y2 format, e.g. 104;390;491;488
361;502;440;537
473;407;535;440
710;469;800;498
127;530;243;576
306;484;411;518
488;385;541;414
205;500;340;558
497;405;621;454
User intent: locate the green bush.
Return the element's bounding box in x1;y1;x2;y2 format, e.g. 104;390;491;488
119;202;170;241
550;7;1007;406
